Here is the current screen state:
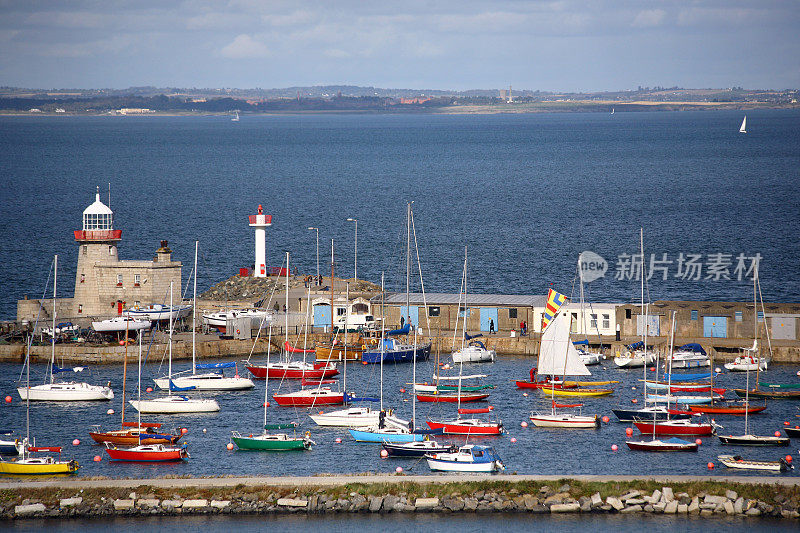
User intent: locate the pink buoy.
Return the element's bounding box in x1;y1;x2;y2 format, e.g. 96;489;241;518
395;466;403;474
146;387;153;392
181;428;188;434
707;462;714;469
520;421;528;428
72;439;80;446
625;427;633;437
715;367;722;373
335;437;342;443
4;396;11;403
400;388;406;393
510;437;517;443
695;439;702;445
786;455;792;463
522;392;528;397
602;416;610;424
380;449;388;458
611;444;618;451
93;455;102;462
774;431;781;437
107;409;114;415
226;442;234;450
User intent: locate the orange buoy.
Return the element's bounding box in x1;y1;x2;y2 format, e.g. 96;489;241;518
522;392;528;397
4;396;11;403
399;388;406;393
335;437;342;443
707;462;714;469
146;387;153;392
625;427;633;437
695;439;702;445
602;416;610;423
784;421;790;426
631;399;638;404
521;421;528;428
611;444;618;451
93;455;102;462
226;443;234;450
775;431;781;437
786;455;793;463
181;428;188;434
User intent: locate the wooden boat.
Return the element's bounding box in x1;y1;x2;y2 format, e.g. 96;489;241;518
105;443;189;462
759;382;800;390
382;440;456;457
426;444;505;472
0;447;79;475
416;391;489;403
718;434;789;446
626;437;699;452
633;419;715;436
89;422;182;446
314;340;364;362
687;403;766;415
718;454;793;472
733;388;800;399
540;386;613;397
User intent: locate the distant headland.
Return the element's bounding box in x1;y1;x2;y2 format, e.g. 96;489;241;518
1;85;797;116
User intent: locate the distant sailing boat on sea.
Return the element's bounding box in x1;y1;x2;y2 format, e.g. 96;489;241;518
232;111;240;122
739;116;746;133
611;108;615;115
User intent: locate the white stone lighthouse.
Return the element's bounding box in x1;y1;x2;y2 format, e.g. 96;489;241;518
248;204;272;277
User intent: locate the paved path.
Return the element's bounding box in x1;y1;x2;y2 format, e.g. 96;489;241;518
1;474;798;491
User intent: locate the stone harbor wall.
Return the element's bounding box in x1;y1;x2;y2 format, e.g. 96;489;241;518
2;478;799;521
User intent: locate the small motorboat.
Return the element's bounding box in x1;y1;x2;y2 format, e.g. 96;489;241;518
452;340;495;363
381;440;456;457
426;444;505;473
105;443;189;462
718;454;793;472
626;437;699;452
664;343;709;369
125;304;192;322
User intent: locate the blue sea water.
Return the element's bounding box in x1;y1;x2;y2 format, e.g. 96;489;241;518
1;110;799;320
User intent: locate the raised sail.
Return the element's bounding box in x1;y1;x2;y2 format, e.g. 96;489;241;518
537;312;591;376
739;116;746;133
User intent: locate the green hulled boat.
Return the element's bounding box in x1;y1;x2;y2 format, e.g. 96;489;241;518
231;424;313;451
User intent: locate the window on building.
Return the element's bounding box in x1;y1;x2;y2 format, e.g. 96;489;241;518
336;307;346;316
691;310;698;320
428;306;440;317
603;314;610;329
735;311;743;322
757;311;764;322
117;274;123;286
508;308;518;319
134;274;140;287
82;245;87;256
590;313;598;329
459;307;470;318
625;308;631;319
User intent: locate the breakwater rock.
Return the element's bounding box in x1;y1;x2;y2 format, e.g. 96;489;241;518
200;275;380;302
2;479;799;521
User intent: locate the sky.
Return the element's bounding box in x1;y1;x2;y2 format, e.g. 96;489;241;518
0;0;798;92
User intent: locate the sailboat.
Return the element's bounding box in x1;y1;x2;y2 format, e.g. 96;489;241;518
311;274;407;429
739;115;746;133
231;325;314;451
719;270;789;447
426;247;503;436
529;309;599;428
626;312;699;452
90;323;183;446
614;238;656;370
17;255;114;402
105;331;189;462
1;258;80;475
128;282;220;414
154;242;254;391
232;111;240;122
273;252;346;407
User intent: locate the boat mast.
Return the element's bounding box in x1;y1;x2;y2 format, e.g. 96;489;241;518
168;281;173;397
285;252;290;349
380;272;385;411
579;257;585;337
343;282;348;402
192;241;198;375
640;228;648;402
137;324;142;428
330;239;335;345
121;319;128;426
457;247;468;416
406;203;411;333
50;255;57;385
302;285;311;365
753;263;759;391
264;325;272;433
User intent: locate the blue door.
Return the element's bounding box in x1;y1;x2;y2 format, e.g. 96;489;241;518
314;304;331;327
400;306;419;327
480;308;499;332
703;316;728;338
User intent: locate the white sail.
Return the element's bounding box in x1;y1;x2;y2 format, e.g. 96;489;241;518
739;116;746;133
537;313;591;376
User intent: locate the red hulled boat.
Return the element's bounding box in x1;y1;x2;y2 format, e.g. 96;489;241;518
426;407;502;435
272;387;345;407
246;360;339;380
633;419;715;436
687;403;767;415
104;443;189;462
416;391;489;403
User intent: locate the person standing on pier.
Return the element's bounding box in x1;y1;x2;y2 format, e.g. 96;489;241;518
489;318;495;334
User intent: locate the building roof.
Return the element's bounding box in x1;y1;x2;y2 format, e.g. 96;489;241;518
384;292;546;307
83;191;113;216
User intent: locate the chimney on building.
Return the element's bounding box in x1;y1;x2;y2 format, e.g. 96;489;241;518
155;240;172;262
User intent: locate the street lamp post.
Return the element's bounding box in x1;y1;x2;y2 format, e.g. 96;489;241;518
347;218;357;281
307;227;319;279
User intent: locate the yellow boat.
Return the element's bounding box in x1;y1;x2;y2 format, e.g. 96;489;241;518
0;456;79;475
540;386;614;397
562;380;620;387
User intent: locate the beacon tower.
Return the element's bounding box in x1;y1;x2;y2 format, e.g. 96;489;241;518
248;205;272;277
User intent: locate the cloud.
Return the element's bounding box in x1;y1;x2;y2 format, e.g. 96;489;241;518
219;34;270;58
631;9;666;28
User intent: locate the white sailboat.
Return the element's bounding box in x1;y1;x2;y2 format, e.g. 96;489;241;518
154;242;254;391
232;111;240;122
614;231;656;369
739;115;747;133
129;282;220;414
18;255;114;402
529;310;598;428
